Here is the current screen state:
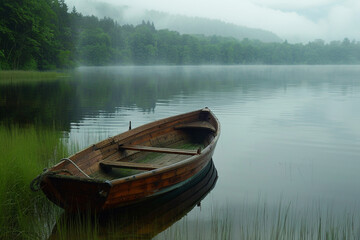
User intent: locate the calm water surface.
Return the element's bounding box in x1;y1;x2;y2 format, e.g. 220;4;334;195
2;65;360;235
68;65;360;208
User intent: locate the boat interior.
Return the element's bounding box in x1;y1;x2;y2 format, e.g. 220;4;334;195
95;122;216;180
53;112;218;181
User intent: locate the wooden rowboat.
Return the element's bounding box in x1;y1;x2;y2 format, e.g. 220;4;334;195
32;108;220;211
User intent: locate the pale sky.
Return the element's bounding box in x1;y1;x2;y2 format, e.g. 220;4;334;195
66;0;360;43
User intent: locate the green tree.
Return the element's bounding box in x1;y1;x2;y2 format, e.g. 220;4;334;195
78;28;111;65
130;22;156;64
0;0;74;70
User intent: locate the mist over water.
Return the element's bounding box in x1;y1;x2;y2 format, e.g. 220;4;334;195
62;66;360;212
2;65;360;222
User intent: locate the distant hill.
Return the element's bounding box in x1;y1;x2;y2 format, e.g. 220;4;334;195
71;1;282;43
144;11;282;43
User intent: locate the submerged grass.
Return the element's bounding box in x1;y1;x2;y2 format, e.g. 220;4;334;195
50;212;101;240
0;125;68;239
154;201;360;240
47;200;360;240
0;70;68;84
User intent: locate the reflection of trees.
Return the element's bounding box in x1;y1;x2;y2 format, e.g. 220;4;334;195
1;66;359;131
0;81;77;130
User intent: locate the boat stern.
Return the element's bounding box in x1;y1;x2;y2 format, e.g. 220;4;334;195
40;174;112;212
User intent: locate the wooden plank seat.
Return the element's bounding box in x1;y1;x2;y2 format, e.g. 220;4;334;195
100;161;161;170
174;121;216;132
119;144;200;156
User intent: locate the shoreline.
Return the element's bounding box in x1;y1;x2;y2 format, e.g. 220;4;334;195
0;70;69;84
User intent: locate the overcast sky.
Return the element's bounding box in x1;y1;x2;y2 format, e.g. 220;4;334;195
67;0;360;43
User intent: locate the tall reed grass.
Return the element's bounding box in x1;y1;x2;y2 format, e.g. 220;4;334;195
0;125;68;239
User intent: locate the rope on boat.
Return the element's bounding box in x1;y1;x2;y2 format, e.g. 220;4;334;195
61;158;91;179
30;168;73;192
30;158;90;192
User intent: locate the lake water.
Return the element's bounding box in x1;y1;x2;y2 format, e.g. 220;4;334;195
2;65;360;237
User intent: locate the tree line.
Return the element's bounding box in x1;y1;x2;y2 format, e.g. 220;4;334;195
1;0;360;70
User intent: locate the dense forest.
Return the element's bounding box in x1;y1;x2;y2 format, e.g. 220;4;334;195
1;0;360;70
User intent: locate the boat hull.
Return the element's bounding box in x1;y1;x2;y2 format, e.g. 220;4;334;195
49;160;218;239
41;147;215;211
38;108;220;211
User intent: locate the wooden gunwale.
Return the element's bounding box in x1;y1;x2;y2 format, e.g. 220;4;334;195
50;109;205;171
102;148;215;209
103;155;214;207
52;109;218;180
100;161;162;170
103;159;217;213
109;139;216;185
102;159;206;199
95;109;218;184
107;152;210;193
42;108;220;210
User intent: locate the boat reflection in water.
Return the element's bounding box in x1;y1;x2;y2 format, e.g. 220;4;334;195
49;159;218;240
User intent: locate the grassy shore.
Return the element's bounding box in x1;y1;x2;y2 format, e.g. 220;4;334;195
0;125;68;239
0;70;68;84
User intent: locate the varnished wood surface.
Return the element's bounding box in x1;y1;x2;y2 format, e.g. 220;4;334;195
102;148;214;209
100;161;161;170
174;121;216;132
119;144;199;155
48;160;218;240
40;108;220;211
